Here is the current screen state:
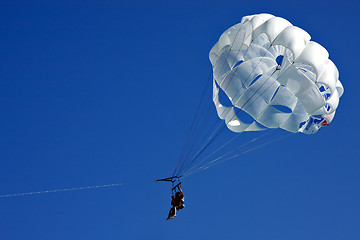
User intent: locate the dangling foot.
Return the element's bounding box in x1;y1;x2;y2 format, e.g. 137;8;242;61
166;207;176;220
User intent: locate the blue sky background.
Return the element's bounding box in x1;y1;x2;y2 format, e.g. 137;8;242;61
1;1;359;239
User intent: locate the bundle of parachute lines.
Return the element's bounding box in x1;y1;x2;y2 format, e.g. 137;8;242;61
170;13;344;180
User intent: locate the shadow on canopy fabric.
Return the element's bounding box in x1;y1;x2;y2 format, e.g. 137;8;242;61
172;13;344;179
210;13;344;135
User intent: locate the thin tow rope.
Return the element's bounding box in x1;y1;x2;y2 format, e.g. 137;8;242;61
0;183;124;198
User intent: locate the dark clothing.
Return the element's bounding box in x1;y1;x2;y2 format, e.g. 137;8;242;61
166;190;185;220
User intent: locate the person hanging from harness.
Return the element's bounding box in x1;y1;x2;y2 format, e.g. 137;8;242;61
155;176;185;220
166;183;185;220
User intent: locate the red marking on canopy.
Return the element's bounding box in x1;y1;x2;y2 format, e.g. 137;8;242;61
321;120;329;126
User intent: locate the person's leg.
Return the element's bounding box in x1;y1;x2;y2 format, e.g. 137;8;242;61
167;207;177;220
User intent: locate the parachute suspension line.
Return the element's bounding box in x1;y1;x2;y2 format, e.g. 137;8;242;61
179;37;258;173
176;46;276;176
195;132;289;175
183;134;284;177
181;133;243;176
180;130;267;177
176;13;343;178
0;183;125;199
176;94;225;176
176;82;216;173
182;130;272;176
176;65;280;177
173;71;213;176
182;131;291;178
174;26;246;177
176;27;293;177
175;121;226;176
183;130;277;177
174;26;244;175
186;132;243;173
175;104;217;176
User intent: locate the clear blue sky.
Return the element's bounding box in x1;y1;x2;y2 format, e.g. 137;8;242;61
1;1;359;239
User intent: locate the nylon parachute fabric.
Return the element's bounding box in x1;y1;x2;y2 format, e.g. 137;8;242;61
210;13;343;134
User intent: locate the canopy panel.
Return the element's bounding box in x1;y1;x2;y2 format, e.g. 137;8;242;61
210;13;343;134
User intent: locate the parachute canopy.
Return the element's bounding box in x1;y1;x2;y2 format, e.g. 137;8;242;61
210;13;343;134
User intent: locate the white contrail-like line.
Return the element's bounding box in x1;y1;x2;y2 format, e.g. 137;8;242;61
0;183;124;198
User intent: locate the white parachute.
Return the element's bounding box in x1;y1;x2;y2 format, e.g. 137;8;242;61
210;13;343;134
172;13;344;179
